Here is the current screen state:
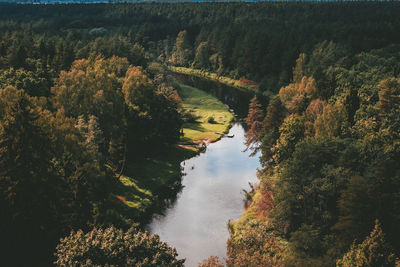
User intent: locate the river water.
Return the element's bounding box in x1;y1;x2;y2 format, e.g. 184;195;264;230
147;76;262;266
148;123;260;266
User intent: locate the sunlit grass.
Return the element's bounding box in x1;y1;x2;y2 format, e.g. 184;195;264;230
178;84;234;143
113;174;153;213
113;83;233;221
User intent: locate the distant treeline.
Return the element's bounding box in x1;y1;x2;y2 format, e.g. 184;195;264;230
1;2;400;92
1;2;400;266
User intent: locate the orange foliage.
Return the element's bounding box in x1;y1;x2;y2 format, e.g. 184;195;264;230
256;190;274;220
279;76;317;113
306;99;326;121
238;78;259;89
116;195;126;203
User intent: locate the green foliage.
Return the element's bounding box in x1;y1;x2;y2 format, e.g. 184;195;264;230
273;114;304;163
169;30;193;67
227;220;285;267
55;225;185;267
233;43;400;266
0;86;113;265
123;66;182;148
1;3;400;266
192;42;210;69
259;95;286;166
337;220;397;267
0;65;52;96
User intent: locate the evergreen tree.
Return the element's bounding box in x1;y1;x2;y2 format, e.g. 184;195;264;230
169;30;193;67
244;96;264;156
337;220;397;267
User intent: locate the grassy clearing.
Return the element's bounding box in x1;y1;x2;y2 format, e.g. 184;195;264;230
112;145;196;221
179;84;234;144
112;83;233;222
170;66;261;94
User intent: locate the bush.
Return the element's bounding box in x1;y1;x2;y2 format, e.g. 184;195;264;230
207;116;217;124
55;225;185;267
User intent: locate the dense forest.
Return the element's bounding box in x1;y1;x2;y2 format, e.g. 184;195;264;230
233;42;400;266
1;2;400;266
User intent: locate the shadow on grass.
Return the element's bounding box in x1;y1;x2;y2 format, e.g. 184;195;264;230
123;145;196;198
183;122;206;132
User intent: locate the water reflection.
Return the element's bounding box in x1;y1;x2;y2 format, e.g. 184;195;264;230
148;123;260;266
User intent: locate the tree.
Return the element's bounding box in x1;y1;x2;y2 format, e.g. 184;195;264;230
169;30;193;67
51;56;128;158
337;220;397;267
314;103;347;139
199;256;224;267
55;226;185;267
227;220;285;267
8;43;27;69
123;66;182;148
130;43;148;67
0;66;51;96
278;76;317;113
192;42;210;69
273;114;305;163
0;86;114;266
0;86;65;265
245;96;264;156
377;78;400;114
293;53;307;83
259;96;286;166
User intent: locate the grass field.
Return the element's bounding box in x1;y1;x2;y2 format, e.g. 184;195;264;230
113;84;233;223
179;84;234;144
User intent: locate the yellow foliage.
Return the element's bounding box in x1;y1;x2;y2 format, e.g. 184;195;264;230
278;76;317;113
122;66;153;105
314;103;346;139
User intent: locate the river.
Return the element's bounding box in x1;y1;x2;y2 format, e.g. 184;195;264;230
147;76;262;266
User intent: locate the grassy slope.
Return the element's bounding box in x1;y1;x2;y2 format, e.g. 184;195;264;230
112;84;233;222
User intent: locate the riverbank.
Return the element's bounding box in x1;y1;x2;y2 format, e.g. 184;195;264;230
112;83;234;223
169;66;261;94
148;123;260;266
179;84;234;147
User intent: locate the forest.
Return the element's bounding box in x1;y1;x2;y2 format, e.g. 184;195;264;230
1;1;400;266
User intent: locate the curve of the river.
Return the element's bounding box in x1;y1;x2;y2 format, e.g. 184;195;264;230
147;75;262;266
147;85;261;266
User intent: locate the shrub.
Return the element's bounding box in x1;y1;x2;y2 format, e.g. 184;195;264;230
55;225;185;267
207;116;216;124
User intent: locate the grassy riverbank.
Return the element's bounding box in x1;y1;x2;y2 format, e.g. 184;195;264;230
113;83;234;222
179;84;234;144
170;66;261;93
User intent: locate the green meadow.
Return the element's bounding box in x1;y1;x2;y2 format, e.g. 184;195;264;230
113;84;233;222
